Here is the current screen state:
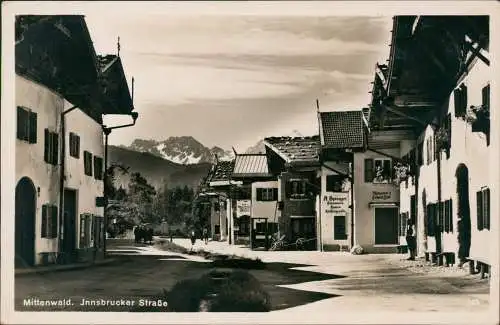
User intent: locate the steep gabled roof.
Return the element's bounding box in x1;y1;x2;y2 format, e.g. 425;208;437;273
319;110;365;149
232;154;271;178
97;54;134;115
207;160;235;184
264;136;320;165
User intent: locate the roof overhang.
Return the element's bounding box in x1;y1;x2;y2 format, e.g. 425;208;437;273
99;56;135;115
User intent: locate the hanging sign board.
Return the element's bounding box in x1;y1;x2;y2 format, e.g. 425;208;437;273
236;200;251;218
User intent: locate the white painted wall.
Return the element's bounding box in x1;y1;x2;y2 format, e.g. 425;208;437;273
319;164;351;250
15;75;105;264
16;76;63;263
65;103;104;249
251;181;280;222
353;148;400;252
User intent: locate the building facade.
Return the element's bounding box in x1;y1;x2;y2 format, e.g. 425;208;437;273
15;16;135;267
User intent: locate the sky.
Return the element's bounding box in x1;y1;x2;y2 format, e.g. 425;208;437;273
85;11;393;152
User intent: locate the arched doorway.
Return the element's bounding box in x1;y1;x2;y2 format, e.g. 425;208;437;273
15;177;37;267
455;164;471;265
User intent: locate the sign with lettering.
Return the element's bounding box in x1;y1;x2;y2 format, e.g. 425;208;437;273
236;200;251;218
322;193;349;215
372;191;392;201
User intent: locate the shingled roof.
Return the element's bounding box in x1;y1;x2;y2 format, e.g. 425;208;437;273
232;154;271;178
264;136;320;165
207;160;235;183
319;110;366;149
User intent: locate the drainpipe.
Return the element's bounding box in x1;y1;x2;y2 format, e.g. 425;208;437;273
102;111;138;257
350;155;355;249
59;105;79;262
435;121;443;264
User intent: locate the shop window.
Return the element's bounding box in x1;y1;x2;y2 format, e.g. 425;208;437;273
399;212;408;237
17;106;37;143
79;214;93;248
93;216;104;248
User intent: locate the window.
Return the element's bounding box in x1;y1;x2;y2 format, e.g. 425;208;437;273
373;158;392;183
364;158;392;183
256;188;278;201
255;222;267;233
69;132;80;158
443;199;453;233
41;204;58;238
482;84;490;146
79;214;93;248
44;129;59;165
426;136;435;165
326;175;345;192
454;83;467;117
399;212;408;237
17;106;37;143
426;203;437;237
84;151;93;176
93;216;104;248
334;215;347;240
93;156;104;180
286;179;307;199
417;142;424;166
477;188;490;230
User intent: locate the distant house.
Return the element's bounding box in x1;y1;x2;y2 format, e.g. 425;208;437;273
263;136;321;251
231;153;275;248
199;160;238;241
369;16;491;271
15;16;135;267
318;110;366;251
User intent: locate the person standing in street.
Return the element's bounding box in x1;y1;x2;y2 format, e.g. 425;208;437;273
190;230;196;252
203;227;209;244
406;222;416;260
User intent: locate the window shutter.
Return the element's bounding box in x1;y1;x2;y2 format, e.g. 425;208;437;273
28;111;37;143
44;129;50;163
417;142;424;166
41;205;48;238
51;133;59;165
484;188;490;230
273;188;278;201
364;158;374;182
75;135;80;158
93;156;99;180
50;206;58;238
454;88;461;117
449;199;453;232
482;84;490;109
477;191;483;230
285;181;292;198
17;107;24;140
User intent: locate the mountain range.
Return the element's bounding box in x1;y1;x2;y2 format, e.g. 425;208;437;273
122;136;234;165
108;132;305;191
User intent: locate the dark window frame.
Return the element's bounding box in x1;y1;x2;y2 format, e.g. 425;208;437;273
44;129;59;165
477;188;490;231
84;151;93;176
326;175;345;192
334;215;347;240
69;132;80;158
41;204;58;238
286;179;308;199
93;156;104;180
256;187;278;201
17;106;37;144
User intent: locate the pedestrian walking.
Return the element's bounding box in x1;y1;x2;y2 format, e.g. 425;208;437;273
405;223;416;260
190;230;196;251
203;227;209;244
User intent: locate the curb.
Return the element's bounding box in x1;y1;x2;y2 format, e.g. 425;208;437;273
15;257;123;276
